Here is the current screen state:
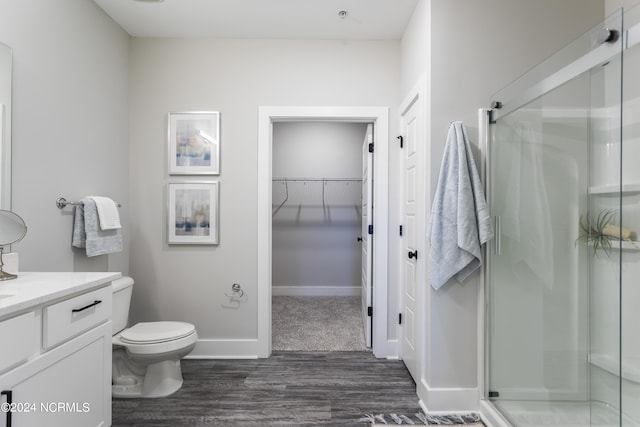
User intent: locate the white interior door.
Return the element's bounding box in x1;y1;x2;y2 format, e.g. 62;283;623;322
361;124;373;348
400;99;420;379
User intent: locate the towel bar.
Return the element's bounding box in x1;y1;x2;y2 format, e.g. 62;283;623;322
56;197;122;209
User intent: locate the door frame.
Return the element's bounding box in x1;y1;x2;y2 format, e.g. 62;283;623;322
257;106;391;358
362;123;374;348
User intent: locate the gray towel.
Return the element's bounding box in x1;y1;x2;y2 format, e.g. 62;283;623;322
72;198;123;257
428;122;493;290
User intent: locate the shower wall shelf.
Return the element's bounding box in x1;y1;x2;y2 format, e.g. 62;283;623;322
589;353;640;384
590;183;640;195
620;241;640;251
588;240;640;251
611;241;640;251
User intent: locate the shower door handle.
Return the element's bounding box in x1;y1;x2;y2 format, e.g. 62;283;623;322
494;216;501;255
2;390;12;427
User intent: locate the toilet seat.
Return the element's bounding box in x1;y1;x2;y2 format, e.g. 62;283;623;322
120;321;195;344
113;321;198;356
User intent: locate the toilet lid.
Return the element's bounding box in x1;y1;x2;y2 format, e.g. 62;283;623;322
120;321;195;344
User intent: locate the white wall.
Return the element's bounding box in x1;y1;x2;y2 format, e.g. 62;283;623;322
400;0;604;412
0;0;130;274
0;44;11;210
400;0;430;96
607;0;640;13
128;38;400;351
272;122;366;295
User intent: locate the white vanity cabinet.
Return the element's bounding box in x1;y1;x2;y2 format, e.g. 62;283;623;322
0;273;119;427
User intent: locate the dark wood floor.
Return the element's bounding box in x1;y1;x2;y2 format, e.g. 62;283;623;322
112;352;422;426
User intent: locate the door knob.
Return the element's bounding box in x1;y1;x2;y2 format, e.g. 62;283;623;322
408;250;418;259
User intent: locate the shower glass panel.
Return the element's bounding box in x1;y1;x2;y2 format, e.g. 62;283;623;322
484;7;640;425
619;5;640;425
489;70;596;426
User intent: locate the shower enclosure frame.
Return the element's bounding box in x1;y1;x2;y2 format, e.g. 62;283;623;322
478;7;640;426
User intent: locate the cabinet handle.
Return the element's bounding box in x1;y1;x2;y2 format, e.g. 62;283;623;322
72;300;102;313
1;390;12;427
408;250;418;260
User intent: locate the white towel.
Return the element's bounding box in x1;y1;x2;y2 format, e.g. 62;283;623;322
428;121;494;290
88;196;121;230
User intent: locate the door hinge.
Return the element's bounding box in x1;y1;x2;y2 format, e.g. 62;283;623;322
368;224;373;235
368;142;374;153
368;306;373;317
397;135;404;148
399;225;403;236
399;313;402;325
488;391;500;398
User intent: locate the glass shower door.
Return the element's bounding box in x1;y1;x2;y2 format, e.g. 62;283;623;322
488;72;594;426
486;11;625;426
618;5;640;425
587;25;623;427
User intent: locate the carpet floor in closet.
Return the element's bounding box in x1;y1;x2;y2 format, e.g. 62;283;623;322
272;296;369;352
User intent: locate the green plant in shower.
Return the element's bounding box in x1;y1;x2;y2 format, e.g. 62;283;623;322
576;209;617;257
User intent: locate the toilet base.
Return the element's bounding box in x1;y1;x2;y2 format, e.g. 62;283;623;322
112;358;184;398
112;382;144;398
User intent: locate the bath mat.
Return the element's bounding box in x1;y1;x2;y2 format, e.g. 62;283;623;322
360;412;484;425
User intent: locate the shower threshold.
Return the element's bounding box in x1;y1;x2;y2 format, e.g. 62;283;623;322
492;400;634;426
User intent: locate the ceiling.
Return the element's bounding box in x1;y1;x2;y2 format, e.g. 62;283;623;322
92;0;419;40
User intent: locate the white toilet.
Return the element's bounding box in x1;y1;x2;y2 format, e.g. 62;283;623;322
111;276;198;398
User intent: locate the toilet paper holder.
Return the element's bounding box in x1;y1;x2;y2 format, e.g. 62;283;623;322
222;283;246;309
225;283;245;300
226;283;244;297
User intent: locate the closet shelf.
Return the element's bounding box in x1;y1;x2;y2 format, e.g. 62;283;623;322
272;177;362;182
590;183;640;195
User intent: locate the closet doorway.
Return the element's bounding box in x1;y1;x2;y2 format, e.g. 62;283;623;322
271;121;371;352
257;107;391;359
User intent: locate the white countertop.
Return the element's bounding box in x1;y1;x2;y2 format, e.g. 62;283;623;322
0;272;121;319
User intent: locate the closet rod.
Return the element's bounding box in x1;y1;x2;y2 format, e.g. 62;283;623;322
272;177;361;182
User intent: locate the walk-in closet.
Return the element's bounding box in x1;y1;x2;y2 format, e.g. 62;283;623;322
271;121;371;352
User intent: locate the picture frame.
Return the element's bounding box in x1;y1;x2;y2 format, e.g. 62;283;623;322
167;181;219;245
168;111;220;175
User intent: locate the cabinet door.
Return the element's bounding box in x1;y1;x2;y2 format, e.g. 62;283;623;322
0;324;111;427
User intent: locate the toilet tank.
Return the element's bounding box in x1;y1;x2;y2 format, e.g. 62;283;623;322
111;276;134;335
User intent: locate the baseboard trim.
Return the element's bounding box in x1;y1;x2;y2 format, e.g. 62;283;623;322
185;339;260;359
417;379;480;413
272;285;361;296
375;338;398;359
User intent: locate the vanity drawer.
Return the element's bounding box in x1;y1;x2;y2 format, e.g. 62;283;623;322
0;311;37;374
43;286;112;349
